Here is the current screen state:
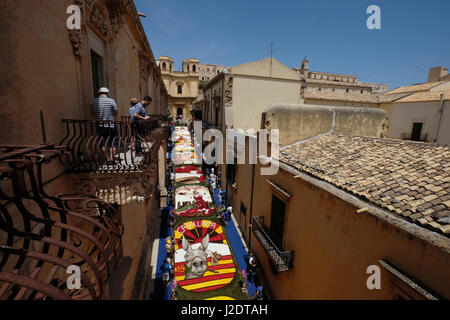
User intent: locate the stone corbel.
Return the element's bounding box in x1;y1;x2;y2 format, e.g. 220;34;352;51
68;29;82;56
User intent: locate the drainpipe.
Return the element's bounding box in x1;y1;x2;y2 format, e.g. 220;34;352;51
434;94;445;143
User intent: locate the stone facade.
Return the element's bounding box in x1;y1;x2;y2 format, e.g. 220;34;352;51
0;0;169;300
198;62;228;82
294;58;389;96
159;56;199;122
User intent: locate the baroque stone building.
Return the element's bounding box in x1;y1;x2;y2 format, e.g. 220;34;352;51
159;56;199;122
294;58;389;96
0;0;169;300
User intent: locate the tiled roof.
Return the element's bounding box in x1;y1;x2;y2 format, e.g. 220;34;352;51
386;81;447;95
377;93;410;103
394;90;450;103
280;133;450;236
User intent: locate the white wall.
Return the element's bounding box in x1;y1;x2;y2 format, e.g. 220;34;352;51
389;101;450;144
436;101;450;144
232;75;301;130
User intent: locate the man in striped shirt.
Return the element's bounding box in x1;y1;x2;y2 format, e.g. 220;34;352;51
90;87;119;163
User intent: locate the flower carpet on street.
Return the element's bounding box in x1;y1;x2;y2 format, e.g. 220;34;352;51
170;126;249;300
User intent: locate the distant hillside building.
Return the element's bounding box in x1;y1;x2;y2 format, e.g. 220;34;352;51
294;58;389;96
198;62;228;82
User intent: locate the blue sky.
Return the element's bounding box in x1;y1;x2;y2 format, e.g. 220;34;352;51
135;0;450;90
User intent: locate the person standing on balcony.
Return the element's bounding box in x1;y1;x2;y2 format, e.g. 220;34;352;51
129;98;139;151
133;96;152;121
90;87;118;163
132;96;152;155
129;97;139;121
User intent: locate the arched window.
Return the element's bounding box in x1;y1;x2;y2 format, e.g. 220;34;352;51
187;65;189;72
193;65;197;72
162;62;166;70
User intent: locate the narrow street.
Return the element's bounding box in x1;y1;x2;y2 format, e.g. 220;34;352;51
149;126;258;300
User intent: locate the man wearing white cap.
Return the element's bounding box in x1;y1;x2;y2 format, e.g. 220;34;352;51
90;87;119;162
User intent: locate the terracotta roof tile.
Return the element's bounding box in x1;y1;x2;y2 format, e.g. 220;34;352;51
280;133;450;237
386;81;448;95
394;90;450;103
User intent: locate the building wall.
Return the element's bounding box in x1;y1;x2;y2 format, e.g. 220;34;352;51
244;163;450;299
162;72;198;99
0;0;169;300
0;0;83;146
437;101;450;144
114;24;143;117
232;76;300;130
303;98;378;109
0;0;168;145
263;104;387;146
199;63;227;82
203;78;225;127
386;101;450;144
304;84;372;95
160;60;199;122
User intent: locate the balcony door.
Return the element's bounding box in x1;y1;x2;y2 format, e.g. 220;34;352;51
411;122;423;141
91;51;105;97
269;194;286;250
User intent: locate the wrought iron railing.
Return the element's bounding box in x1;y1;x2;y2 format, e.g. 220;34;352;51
0;145;123;300
252;216;294;273
59;119;163;173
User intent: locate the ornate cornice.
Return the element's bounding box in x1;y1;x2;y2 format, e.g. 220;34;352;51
123;0;151;52
89;1;111;38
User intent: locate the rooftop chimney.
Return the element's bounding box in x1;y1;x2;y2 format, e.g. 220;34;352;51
427;66;448;83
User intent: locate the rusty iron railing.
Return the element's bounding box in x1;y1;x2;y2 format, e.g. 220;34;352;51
59;119;163;173
252;216;294;274
0;145;123;300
